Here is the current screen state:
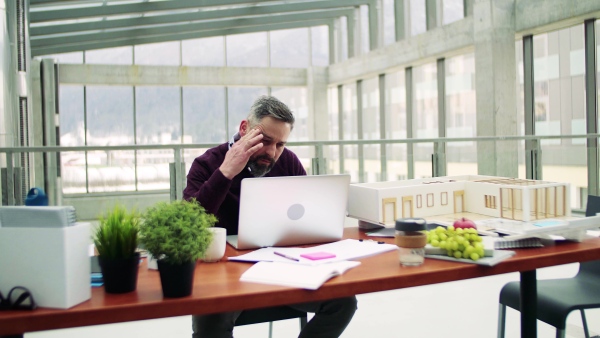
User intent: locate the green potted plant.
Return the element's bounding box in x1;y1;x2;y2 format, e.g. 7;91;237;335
139;199;216;298
93;204;141;294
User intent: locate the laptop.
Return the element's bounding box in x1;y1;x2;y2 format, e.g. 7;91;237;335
227;174;351;250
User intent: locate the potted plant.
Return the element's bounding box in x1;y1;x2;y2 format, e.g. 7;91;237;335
139;199;216;298
93;204;141;294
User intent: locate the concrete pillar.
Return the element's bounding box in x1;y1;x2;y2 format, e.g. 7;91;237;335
0;0;18;150
474;0;518;177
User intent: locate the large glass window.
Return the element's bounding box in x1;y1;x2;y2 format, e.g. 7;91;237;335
59;85;85;194
59;85;85;147
361;77;380;141
413;63;437;178
272;87;311;169
533;25;587;208
86;86;136;192
442;0;464;25
134;41;180;66
135;86;181;191
413;63;438;139
385;70;408;181
182;87;226;143
361;77;381;182
227;87;269;135
383;0;396;45
342;83;358;140
360;5;370;54
327;86;341;174
226;32;268;67
410;0;426;36
85;47;132;65
182;37;225;67
337;16;348;62
271;28;309;68
342;83;358;181
271;87;308;142
445;54;477;176
311;26;329;66
135;87;181;144
533;26;585;143
86;86;134;145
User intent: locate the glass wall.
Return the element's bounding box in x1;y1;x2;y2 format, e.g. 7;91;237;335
182;37;225;67
59;85;85;194
227;87;269;135
342;83;358;181
271;28;309;68
445;53;477;176
226;32;268;67
383;0;396;45
442;0;464;25
327;86;341;174
45;10;600;211
515;39;527;180
134;41;180;66
86;46;132;65
533;25;587;207
413;63;437;178
336;16;348;62
410;0;426;36
311;26;329;66
361;77;381;182
360;5;370;54
385;70;407;181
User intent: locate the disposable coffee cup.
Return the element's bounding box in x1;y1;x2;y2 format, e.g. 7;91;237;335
395;218;427;266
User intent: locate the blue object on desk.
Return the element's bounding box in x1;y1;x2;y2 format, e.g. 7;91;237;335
24;187;48;206
91;273;104;287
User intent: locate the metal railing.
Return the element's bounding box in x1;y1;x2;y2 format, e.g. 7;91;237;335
1;133;598;217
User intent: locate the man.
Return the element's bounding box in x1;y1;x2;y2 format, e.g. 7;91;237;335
183;96;357;338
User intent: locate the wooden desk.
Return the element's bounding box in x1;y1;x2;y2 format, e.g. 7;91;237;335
2;228;600;338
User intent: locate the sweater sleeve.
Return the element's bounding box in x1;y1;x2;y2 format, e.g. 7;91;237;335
182;155;232;216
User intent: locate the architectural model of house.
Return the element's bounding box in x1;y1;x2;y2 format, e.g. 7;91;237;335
348;175;570;227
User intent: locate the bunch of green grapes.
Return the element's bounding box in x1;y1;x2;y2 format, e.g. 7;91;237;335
426;226;484;261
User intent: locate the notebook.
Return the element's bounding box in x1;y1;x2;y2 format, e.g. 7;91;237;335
227;174;351;250
240;260;361;290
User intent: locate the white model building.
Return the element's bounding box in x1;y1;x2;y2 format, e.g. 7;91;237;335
348;175;570;226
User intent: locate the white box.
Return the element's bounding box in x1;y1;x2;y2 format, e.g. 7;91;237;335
0;222;91;309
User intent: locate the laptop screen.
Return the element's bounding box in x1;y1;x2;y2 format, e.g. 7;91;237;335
231;174;350;250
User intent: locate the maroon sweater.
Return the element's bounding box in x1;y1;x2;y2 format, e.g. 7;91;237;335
183;142;306;235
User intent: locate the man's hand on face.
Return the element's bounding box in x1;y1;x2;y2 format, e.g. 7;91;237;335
219;128;264;180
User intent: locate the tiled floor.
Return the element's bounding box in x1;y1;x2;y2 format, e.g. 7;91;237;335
27;263;600;338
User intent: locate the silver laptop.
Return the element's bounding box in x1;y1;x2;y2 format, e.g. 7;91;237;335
227;174;351;250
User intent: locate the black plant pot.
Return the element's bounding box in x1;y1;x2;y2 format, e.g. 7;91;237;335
98;252;140;294
157;260;197;298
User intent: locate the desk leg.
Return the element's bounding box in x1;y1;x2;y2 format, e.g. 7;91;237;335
520;269;537;338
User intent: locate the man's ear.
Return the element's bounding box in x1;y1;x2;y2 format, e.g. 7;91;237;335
239;120;249;136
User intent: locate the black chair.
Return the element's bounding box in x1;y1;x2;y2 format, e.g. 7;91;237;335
497;195;600;338
235;306;307;338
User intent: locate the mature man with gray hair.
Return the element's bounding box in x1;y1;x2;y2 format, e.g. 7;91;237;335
184;95;357;338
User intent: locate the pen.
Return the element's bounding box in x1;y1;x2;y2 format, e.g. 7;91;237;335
273;251;299;262
359;239;385;244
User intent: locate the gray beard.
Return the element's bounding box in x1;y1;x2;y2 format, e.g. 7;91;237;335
247;159;274;177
